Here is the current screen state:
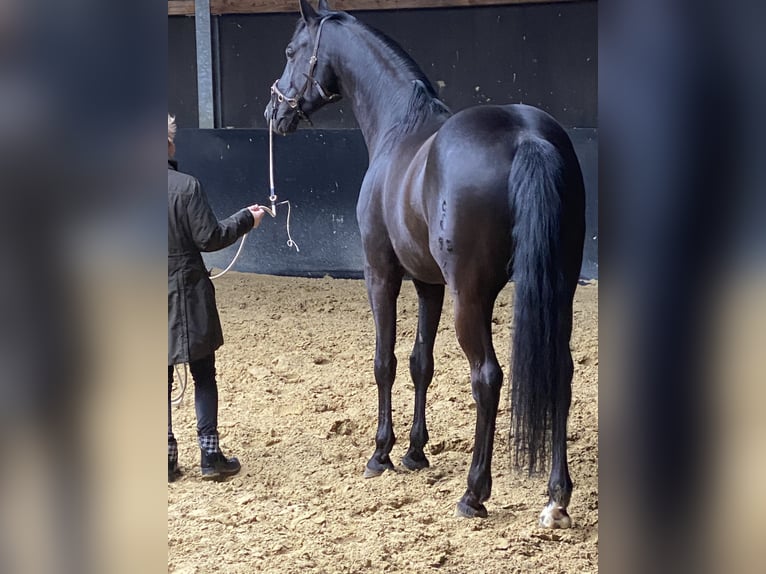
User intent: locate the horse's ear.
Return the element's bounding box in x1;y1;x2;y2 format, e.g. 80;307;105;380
299;0;319;23
317;0;331;12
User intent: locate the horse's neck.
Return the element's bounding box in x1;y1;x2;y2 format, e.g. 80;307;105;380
332;22;447;158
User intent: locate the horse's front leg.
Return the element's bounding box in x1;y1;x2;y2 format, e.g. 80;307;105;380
402;280;444;471
363;264;404;478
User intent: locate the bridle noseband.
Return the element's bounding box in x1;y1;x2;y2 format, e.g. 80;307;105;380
270;16;341;125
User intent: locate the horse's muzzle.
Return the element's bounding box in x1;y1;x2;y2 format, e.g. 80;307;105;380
264;103;300;135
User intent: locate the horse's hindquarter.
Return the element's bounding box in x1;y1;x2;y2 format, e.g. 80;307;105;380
359;105;582;287
423;107;525;287
424;105;584;287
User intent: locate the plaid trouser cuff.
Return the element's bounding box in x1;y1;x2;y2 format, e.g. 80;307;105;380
168;437;178;464
198;433;220;455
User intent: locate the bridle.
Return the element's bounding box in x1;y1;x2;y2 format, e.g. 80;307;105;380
270;16;341;125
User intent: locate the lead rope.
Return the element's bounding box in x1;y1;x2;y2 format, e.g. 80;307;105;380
171;363;188;406
175;118;300;406
265;114;299;251
208;117;299;281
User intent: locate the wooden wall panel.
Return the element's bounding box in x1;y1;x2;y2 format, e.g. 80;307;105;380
169;0;580;16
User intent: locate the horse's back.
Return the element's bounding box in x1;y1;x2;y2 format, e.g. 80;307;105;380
425;103;583;214
432;104;578;173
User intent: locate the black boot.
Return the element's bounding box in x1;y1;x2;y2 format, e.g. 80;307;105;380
200;450;241;480
168;437;181;483
168;460;182;483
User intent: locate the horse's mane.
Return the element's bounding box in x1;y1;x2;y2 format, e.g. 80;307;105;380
403;79;452;134
356;21;434;90
327;11;452;132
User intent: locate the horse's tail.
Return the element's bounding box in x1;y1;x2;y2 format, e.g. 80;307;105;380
509;135;566;475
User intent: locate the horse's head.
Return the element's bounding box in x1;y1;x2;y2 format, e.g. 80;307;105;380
265;0;342;135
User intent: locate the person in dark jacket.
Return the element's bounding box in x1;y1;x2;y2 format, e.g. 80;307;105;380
168;114;265;482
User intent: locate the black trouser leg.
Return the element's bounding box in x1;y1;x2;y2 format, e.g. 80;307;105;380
189;354;219;452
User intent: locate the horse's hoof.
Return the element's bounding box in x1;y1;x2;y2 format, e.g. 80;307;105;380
363;465;385;478
539;502;573;529
401;449;430;471
364;457;394;478
455;499;488;519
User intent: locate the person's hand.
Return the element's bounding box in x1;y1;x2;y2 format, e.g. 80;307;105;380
248;205;266;229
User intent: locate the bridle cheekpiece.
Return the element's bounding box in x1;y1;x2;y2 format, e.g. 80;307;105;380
270;16;341;125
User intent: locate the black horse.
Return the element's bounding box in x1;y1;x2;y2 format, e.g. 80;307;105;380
266;0;585;527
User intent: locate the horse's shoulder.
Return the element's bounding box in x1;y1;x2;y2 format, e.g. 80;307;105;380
414;132;439;158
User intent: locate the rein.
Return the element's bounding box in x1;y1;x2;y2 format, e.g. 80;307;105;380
171;363;188;406
176;15;338;404
270;16;340;125
173;120;299;404
208;15;341;283
207;123;300;281
176;21;332;408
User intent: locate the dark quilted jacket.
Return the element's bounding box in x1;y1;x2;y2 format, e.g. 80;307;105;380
168;160;253;365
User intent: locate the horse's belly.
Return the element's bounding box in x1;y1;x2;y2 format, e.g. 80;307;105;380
392;238;445;284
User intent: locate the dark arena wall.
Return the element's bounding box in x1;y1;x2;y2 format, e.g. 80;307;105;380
169;1;598;279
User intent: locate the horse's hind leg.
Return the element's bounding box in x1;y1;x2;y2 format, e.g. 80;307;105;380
364;265;404;478
402;280;444;471
452;289;505;518
540;311;575;528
